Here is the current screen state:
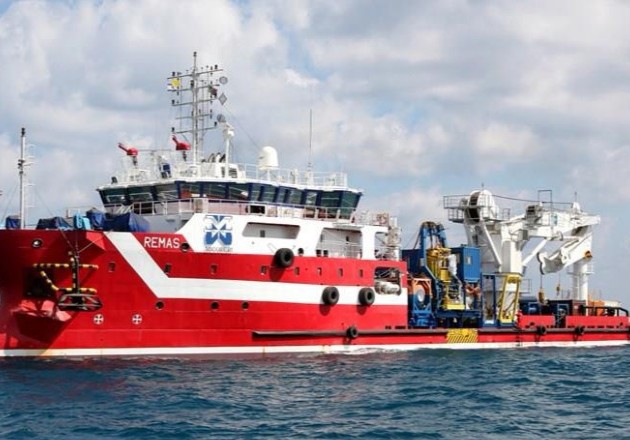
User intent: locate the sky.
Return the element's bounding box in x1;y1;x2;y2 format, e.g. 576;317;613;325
1;0;630;303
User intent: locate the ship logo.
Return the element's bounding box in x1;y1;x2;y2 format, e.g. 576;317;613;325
204;215;233;251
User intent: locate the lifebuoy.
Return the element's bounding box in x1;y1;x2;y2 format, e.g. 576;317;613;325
575;325;585;336
536;325;547;336
322;286;340;306
346;325;358;340
358;287;375;306
274;248;294;268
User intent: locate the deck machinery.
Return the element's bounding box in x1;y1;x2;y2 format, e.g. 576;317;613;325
404;189;608;329
404;222;483;328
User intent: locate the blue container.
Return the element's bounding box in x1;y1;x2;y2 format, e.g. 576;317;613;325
451;246;481;283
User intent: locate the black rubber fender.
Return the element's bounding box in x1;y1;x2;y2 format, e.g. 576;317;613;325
358;287;375;306
322;286;340;306
575;325;585;336
346;325;358;340
536;325;547;336
273;248;294;268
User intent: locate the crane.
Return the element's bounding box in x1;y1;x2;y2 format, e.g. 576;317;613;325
444;189;599;324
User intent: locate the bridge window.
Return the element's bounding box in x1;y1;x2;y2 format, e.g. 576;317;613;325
339;191;360;219
260;185;277;203
207;183;227;199
276;187;290;204
155;184;177;201
320;191;341;208
100;188;128;205
304;190;318;206
178;182;201;199
128;186;154;202
287;189;303;205
249;184;263;202
227;183;249;201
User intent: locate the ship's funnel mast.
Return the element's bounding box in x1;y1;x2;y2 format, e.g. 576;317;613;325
167;52;229;172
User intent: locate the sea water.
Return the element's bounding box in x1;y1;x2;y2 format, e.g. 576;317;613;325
1;346;629;439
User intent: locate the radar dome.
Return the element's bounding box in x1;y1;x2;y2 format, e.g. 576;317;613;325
258;146;279;170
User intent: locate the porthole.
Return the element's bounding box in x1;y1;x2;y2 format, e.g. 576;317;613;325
32;239;43;248
181;242;190;252
211;301;219;310
155;301;164;310
242;301;249;310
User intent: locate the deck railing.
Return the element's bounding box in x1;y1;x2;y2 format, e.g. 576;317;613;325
66;199;396;228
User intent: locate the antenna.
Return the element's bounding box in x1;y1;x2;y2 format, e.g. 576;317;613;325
167;52;228;171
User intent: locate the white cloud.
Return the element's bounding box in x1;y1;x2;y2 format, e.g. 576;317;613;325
473;122;539;162
284;69;318;88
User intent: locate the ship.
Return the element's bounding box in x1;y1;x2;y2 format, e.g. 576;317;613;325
0;53;627;357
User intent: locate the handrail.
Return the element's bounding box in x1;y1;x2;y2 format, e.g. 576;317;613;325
107;151;350;190
66;199;396;228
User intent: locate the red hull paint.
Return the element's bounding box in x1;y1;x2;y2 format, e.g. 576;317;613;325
0;229;628;356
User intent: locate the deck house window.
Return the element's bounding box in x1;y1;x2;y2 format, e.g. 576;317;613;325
243;222;299;239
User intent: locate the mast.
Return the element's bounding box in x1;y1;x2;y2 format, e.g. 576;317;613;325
18;127;27;228
168;52;229;171
191;52;199;165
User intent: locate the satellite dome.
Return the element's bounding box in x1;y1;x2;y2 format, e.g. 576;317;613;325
258;146;279;170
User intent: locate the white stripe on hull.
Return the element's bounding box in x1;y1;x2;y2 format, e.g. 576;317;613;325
107;232;407;305
1;339;627;358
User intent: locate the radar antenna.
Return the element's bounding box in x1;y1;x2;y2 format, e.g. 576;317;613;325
167;52;228;168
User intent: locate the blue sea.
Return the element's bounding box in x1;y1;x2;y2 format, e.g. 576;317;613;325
1;346;629;439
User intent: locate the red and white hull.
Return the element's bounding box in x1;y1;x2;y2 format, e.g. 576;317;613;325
0;229;627;358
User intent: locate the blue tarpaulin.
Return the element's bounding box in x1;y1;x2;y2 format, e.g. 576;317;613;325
86;209;106;230
103;212;150;232
36;216;73;230
5;215;20;229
